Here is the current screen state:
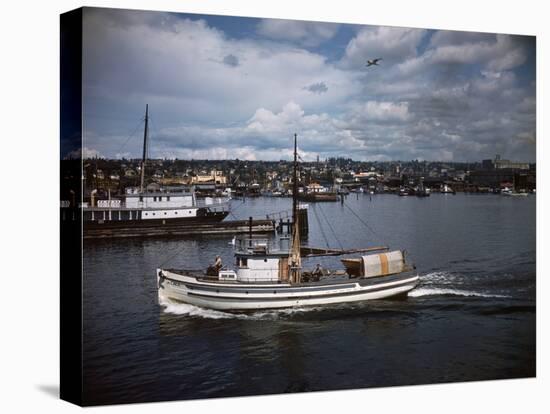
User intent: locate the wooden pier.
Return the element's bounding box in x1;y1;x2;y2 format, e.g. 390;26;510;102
83;219;276;239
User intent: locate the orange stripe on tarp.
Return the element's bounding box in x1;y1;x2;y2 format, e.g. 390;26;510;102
379;253;389;276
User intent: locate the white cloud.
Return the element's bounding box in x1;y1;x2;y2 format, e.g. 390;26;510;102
429;34;527;71
256;19;339;47
341;26;427;69
81;8;535;163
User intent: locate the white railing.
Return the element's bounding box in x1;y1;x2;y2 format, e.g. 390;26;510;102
97;199;122;208
195;197;231;208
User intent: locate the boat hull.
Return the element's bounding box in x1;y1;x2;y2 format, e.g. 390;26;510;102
157;269;419;311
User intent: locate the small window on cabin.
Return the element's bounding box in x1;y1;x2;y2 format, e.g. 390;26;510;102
167;196;170;201
242;258;248;267
153;196;157;202
139;196;143;202
164;212;167;215
152;213;155;216
159;196;163;202
175;211;178;215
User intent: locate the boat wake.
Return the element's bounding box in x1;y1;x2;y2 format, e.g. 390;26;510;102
409;272;510;298
159;296;321;320
159;296;244;319
408;287;508;298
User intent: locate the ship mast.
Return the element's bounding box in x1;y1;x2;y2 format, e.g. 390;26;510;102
140;104;149;193
289;133;301;284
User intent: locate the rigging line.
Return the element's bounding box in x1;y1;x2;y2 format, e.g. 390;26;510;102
158;243;193;268
311;204;331;249
227;199;246;219
317;203;344;249
113;118;145;157
342;200;387;246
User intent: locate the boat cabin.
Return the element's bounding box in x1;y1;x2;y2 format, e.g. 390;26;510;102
124;186;195;208
225;237;291;283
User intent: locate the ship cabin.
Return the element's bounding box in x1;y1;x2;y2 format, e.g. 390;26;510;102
82;186;229;223
219;237;292;283
124;186;195;209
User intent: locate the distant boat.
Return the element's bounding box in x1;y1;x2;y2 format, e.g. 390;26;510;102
441;184;456;194
297;182;338;202
501;187;528;197
157;134;419;311
415;180;430;197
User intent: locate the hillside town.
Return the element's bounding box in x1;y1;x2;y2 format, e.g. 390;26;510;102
79;154;536;198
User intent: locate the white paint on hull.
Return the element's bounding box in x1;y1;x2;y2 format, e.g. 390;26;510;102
157;269;419;311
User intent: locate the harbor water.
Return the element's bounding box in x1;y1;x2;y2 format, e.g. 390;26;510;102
82;193;536;405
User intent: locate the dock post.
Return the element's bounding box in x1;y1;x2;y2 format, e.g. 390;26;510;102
249;216;253;246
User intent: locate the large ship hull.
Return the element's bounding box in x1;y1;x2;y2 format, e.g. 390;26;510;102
297;193;338;202
83;211;239;239
157;269;419;311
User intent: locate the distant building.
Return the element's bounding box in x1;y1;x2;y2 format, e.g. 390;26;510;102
492;154;530;170
191;170;227;185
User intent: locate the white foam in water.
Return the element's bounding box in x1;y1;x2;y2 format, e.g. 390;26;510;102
421;271;459;284
159;296;246;319
414;271;510;298
159;295;320;320
409;287;508;298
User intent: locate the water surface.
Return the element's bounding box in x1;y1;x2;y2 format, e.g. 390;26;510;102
83;193;536;405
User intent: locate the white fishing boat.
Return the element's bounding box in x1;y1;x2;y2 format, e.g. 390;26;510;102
157;134;419;311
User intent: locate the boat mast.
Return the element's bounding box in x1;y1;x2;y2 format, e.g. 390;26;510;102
289;133;301;284
140;104;149;193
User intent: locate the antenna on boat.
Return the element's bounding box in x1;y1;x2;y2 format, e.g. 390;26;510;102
140;104;149;193
289;133;302;284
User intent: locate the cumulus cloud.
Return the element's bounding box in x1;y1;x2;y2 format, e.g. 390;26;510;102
82;8;536;163
256;19;339;47
429;33;527;71
70;147;104;160
341;26;427;69
223;54;239;67
303;82;328;94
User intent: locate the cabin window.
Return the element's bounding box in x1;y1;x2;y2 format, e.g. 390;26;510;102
240;258;248;267
175;212;178;215
153;196;157;202
144;213;148;216
167;196;170;201
139;196;143;202
159;196;163;202
164;212;167;215
152;213;156;216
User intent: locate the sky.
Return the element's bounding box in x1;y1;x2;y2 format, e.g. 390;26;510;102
80;7;536;162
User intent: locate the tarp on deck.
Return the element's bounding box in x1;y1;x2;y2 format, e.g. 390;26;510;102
361;250;405;277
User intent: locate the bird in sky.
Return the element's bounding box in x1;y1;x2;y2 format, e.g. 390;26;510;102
366;58;382;67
